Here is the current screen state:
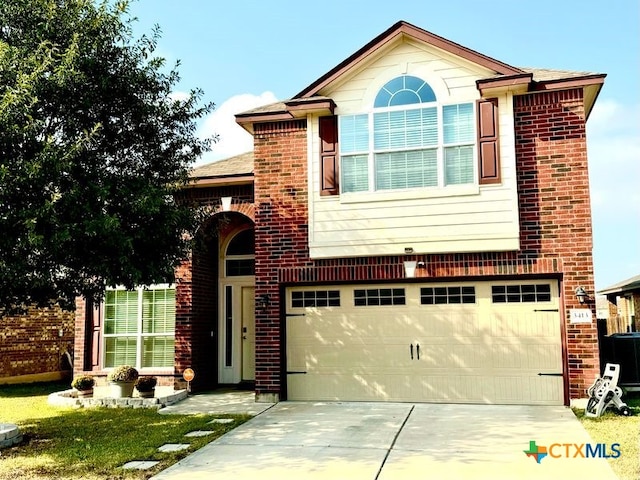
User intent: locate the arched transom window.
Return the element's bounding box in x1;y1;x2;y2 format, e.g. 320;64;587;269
374;75;436;107
339;75;475;193
225;229;255;276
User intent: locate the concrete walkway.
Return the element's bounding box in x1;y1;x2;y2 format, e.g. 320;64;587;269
158;389;274;416
152;397;620;480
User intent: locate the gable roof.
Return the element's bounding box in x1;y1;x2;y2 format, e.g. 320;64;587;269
295;20;524;99
598;274;640;296
189;151;254;187
236;21;605;127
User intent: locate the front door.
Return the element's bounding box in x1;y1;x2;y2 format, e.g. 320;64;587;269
241;286;255;381
219;227;255;385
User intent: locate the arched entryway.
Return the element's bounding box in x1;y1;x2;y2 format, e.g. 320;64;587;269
176;210;255;392
219;226;255;385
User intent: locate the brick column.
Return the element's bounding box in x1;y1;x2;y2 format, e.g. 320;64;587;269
253;119;309;402
514;88;599;399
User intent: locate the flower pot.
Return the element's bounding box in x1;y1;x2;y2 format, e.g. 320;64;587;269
109;381;135;398
137;389;155;398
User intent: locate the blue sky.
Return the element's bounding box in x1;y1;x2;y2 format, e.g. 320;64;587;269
128;0;639;290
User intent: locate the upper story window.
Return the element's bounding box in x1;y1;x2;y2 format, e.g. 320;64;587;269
339;75;475;194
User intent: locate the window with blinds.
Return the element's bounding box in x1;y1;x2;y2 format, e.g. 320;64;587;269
103;287;175;369
339;75;475;193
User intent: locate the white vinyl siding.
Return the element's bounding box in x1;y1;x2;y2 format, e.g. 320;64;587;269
104;287;175;369
308;37;520;258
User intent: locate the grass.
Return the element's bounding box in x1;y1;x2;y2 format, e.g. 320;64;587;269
574;392;640;480
0;381;251;479
4;381;637;479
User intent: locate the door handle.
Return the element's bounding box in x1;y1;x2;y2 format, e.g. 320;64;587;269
410;343;414;360
416;343;420;360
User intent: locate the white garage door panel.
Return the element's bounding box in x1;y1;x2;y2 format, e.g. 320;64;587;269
286;282;563;405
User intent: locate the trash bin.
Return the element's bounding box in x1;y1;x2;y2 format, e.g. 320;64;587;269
600;333;640;389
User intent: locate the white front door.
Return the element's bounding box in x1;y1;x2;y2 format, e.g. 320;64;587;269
219;227;255;384
241;286;255;381
219;283;255;384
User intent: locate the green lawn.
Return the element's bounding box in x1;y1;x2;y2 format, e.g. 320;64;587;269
0;381;250;479
575;392;640;480
3;381;638;479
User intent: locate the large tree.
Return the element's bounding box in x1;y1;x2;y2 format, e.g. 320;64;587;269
0;0;213;311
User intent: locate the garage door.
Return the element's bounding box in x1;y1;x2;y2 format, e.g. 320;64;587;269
286;281;563;405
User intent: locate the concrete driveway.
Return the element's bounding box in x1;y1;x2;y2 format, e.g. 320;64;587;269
152;402;619;480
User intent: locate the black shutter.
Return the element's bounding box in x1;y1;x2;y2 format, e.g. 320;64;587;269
319;116;339;196
84;299;102;370
477;98;501;185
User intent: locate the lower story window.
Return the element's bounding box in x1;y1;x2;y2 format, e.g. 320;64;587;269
104;286;175;369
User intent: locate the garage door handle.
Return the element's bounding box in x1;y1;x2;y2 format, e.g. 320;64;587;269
410;344;414;360
287;371;307;375
416;343;420;360
537;372;563;376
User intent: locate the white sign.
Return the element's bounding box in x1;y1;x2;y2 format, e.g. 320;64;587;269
570;309;593;324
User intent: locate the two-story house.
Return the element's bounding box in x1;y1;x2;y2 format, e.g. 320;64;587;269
74;21;604;406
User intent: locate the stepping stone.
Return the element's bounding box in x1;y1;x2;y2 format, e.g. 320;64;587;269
158;443;190;453
121;460;159;470
208;418;234;424
184;430;214;437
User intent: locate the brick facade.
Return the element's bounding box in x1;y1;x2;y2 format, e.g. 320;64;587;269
1;306;74;383
514;88;599;398
254;120;310;399
73;186;255;390
247;89;598;402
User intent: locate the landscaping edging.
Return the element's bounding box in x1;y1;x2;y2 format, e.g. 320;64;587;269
47;388;188;409
0;423;22;449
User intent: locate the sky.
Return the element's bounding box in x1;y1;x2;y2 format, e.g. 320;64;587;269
128;0;639;291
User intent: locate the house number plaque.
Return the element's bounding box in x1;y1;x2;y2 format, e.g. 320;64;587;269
569;309;593;324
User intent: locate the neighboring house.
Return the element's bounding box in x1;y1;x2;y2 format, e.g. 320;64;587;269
0;306;74;384
598;274;640;334
74;21;605;405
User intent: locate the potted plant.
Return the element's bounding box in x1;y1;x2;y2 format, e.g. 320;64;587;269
107;365;139;398
71;374;95;398
135;376;157;398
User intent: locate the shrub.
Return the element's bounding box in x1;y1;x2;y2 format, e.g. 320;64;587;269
71;375;95;391
135;376;157;392
107;365;139;383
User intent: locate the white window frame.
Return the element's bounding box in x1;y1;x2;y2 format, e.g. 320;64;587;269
338;85;477;196
103;284;175;371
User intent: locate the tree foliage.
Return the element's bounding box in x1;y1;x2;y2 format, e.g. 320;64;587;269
0;0;213;311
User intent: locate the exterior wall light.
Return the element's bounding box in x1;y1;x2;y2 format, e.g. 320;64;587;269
575;286;588;304
221;196;232;212
258;294;270;311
